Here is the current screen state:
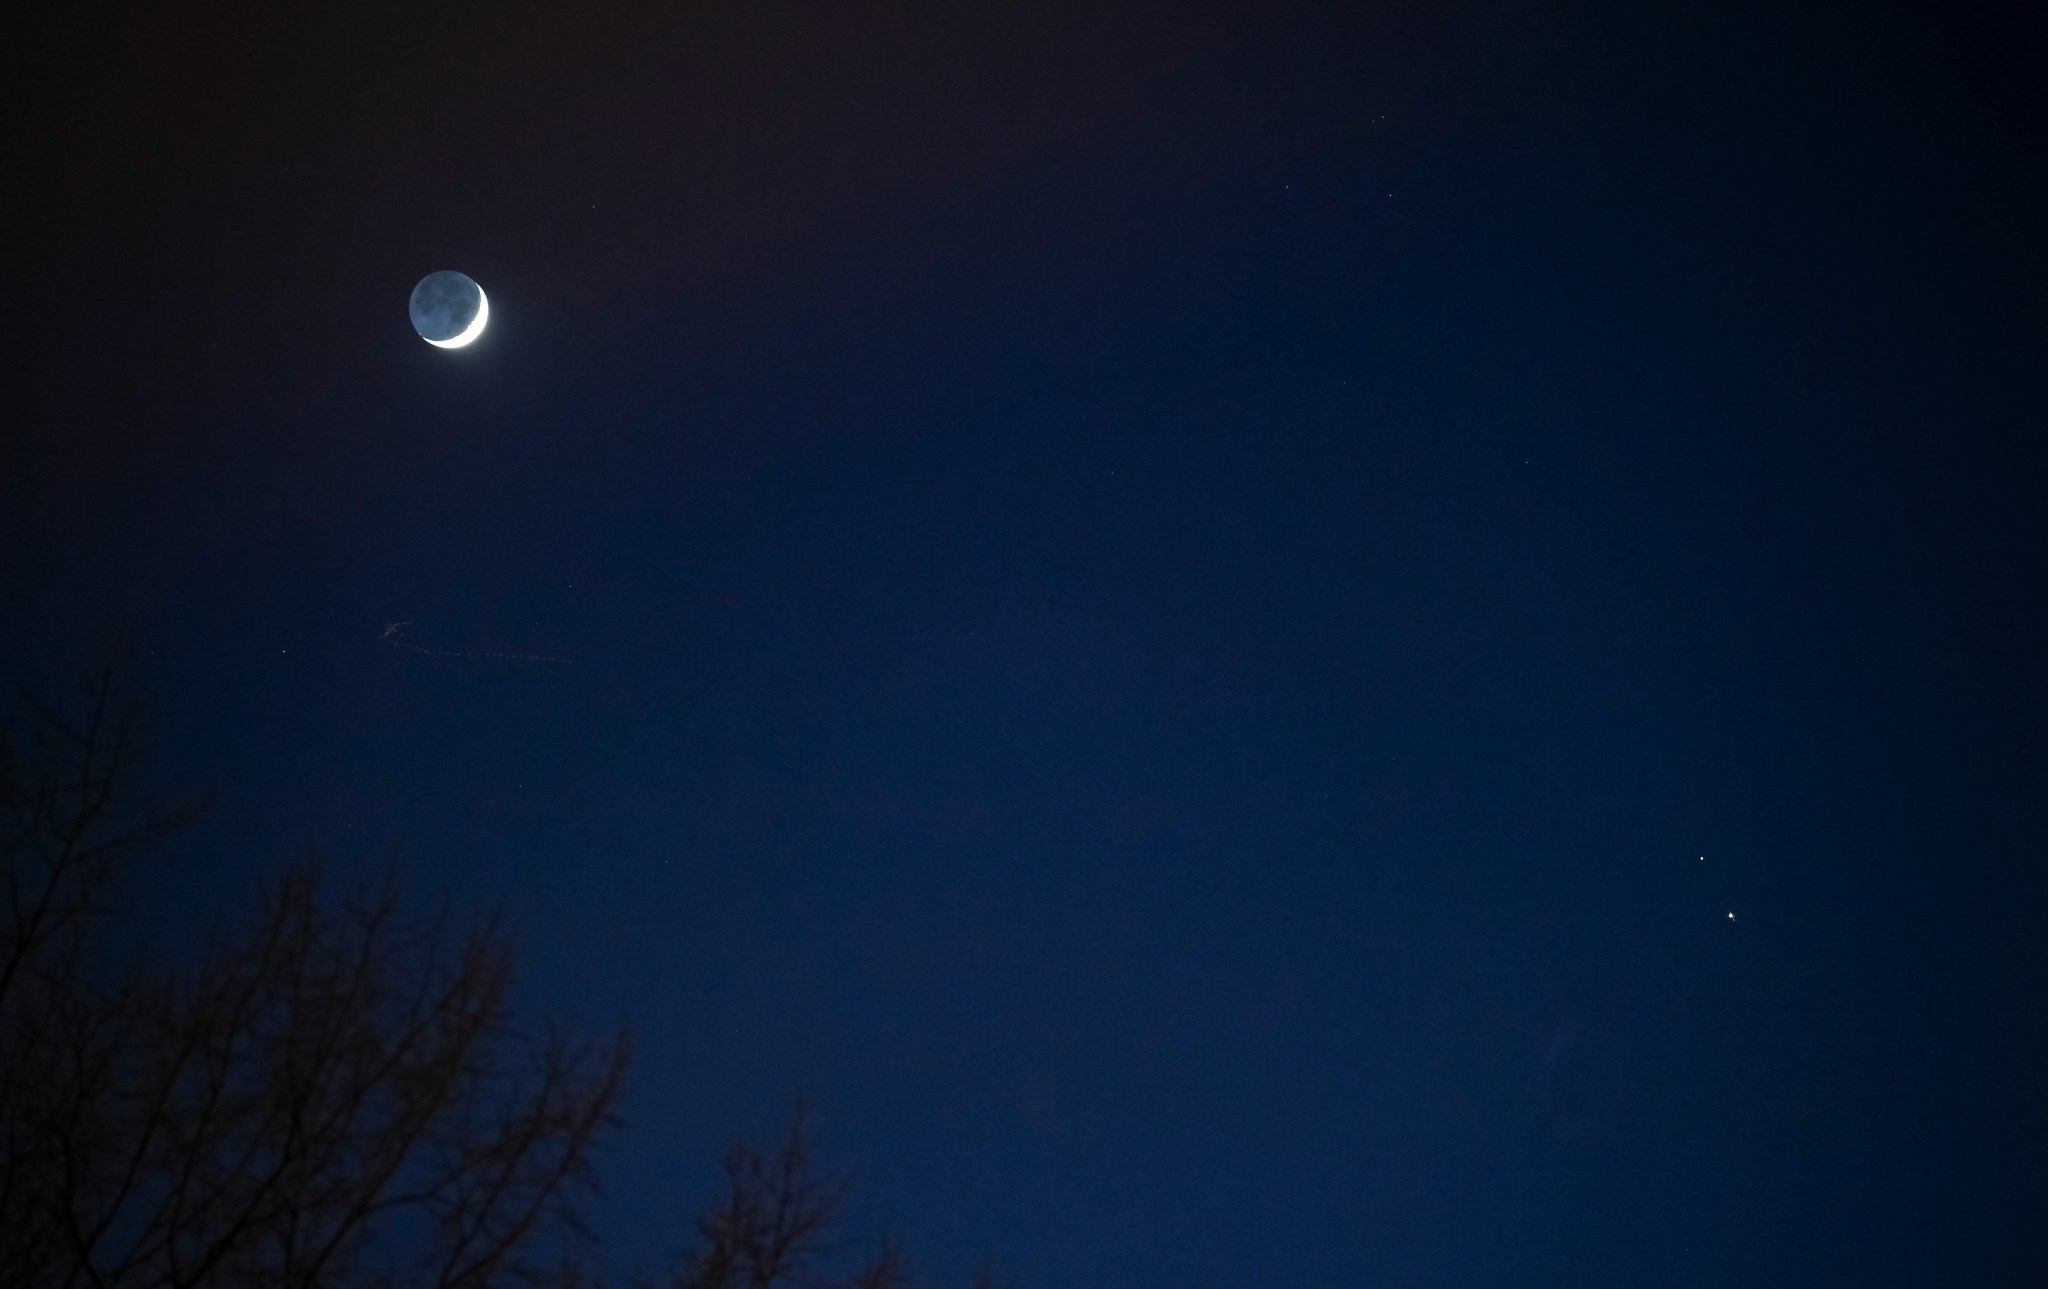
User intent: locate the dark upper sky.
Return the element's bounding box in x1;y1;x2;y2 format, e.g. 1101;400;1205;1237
8;2;2044;1284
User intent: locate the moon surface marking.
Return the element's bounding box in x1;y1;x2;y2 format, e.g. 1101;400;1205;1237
426;286;489;348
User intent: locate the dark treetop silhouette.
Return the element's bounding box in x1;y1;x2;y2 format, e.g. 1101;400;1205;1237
0;647;962;1289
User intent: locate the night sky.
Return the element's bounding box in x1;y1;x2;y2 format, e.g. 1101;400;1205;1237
9;3;2044;1284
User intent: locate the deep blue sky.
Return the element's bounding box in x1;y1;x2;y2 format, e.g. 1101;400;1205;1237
9;3;2043;1284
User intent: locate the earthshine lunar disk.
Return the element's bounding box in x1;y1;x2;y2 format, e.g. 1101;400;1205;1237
409;270;488;348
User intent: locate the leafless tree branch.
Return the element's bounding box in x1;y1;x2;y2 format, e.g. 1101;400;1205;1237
1;648;628;1289
5;642;991;1289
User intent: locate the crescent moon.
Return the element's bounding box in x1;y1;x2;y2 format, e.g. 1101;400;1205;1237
425;286;489;349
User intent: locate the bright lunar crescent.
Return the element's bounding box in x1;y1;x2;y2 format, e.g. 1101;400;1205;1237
409;270;488;348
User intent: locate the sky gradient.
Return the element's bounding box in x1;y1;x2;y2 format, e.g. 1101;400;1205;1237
9;3;2043;1284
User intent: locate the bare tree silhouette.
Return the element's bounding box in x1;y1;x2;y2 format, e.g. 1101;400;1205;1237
2;640;1001;1289
1;642;627;1288
655;1104;909;1289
